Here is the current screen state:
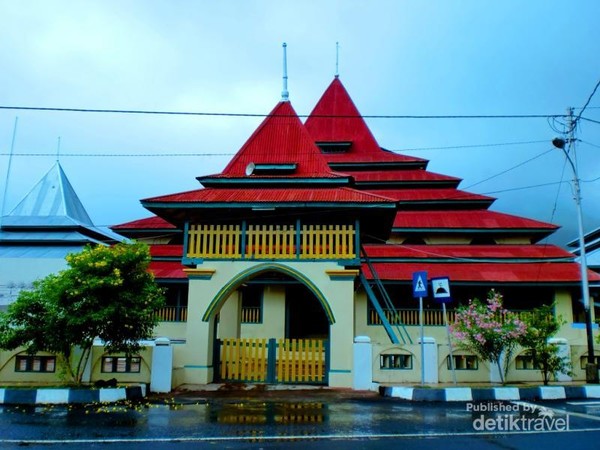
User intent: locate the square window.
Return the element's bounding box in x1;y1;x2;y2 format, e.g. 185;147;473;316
380;354;412;370
448;355;478;370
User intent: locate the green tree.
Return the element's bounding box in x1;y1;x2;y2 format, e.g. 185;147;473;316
0;242;165;385
450;290;527;384
519;304;572;386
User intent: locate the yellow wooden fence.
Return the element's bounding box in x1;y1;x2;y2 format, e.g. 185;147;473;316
187;224;355;260
276;339;326;383
220;338;268;382
218;338;327;384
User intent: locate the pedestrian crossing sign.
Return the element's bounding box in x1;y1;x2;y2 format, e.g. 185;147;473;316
412;271;428;298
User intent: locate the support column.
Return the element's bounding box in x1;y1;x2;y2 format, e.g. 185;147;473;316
419;337;438;384
151;337;173;392
353;336;373;390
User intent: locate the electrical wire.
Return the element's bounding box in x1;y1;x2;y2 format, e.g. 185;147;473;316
462;149;554;190
573;79;600;125
0;105;566;120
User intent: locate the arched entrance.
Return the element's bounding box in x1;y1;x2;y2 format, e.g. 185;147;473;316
209;264;332;385
286;283;329;340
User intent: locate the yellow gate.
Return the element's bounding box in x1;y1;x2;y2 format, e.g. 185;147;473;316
218;338;328;384
219;338;268;382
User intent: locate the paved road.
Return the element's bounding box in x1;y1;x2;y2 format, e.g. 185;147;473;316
2;394;600;449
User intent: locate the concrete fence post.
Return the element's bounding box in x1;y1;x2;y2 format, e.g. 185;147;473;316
419;337;438;384
150;337;173;393
353;336;373;390
548;338;572;382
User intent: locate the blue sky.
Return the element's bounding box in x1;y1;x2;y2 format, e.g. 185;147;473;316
0;0;599;246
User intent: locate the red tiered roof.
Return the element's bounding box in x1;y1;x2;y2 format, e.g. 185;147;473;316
363;244;574;260
305;77;425;164
364;189;494;203
111;216;177;230
144;187;394;204
363;262;600;283
350;170;460;184
215;101;341;179
392;210;558;230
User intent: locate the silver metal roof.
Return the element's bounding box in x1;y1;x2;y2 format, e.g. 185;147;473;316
7;162;93;226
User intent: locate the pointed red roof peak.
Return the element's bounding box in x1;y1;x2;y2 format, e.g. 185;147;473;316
305;78;425;164
305;78;380;150
220;101;338;178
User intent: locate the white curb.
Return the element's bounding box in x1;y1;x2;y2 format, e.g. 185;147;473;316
99;388;127;403
493;387;520;400
444;388;473;402
389;386;414;400
584;385;600;399
538;386;565;400
35;389;70;404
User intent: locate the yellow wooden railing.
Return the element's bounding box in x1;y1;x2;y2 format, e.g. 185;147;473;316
369;308;455;326
241;307;262;323
276;338;326;384
369;308;533;327
155;306;188;322
187;224;355;260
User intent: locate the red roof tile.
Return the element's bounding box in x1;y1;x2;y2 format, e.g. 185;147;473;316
363;189;494;203
149;244;184;257
219;101;339;179
393;210;558;230
149;261;187;279
144;187;395;204
351;170;460;183
363;262;600;283
305;78;425;164
111;216;177;230
363;244;574;259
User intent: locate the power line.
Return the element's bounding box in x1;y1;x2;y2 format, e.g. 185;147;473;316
0;139;551;158
581;116;600;126
462;148;554;190
0;105;566;120
573;79;600;125
391;139;547;152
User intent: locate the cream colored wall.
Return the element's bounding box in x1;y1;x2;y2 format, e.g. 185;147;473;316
154;322;187;341
0;349;61;386
218;291;241;339
90;347;152;385
240;285;286;339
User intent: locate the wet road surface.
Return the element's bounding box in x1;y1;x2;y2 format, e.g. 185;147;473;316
2;394;600;449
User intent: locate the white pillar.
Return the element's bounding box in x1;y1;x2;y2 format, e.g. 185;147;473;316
150;337;173;393
353;336;373;390
549;338;572;382
419;337;438;384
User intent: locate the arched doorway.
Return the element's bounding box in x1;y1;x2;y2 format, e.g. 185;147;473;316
209;264;332;385
286;283;329;339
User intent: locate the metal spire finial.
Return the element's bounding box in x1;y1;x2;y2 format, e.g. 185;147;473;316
56;136;61;162
335;42;340;78
281;42;289;101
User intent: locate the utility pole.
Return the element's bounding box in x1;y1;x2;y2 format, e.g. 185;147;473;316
553;107;598;383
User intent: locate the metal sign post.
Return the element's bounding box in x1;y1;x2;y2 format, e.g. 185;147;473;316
412;271;428;386
431;277;456;385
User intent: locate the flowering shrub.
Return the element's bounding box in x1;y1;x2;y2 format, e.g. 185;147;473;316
450;290;527;384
